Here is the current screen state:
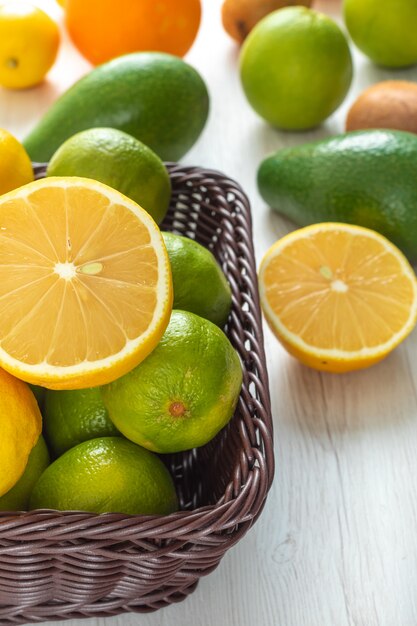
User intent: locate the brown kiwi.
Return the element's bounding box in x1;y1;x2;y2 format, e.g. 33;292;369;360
346;81;417;134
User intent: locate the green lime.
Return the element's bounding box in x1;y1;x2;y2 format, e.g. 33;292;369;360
44;387;120;458
29;437;178;515
46;128;171;224
240;7;353;130
102;310;242;454
0;436;50;511
162;232;232;327
344;0;417;68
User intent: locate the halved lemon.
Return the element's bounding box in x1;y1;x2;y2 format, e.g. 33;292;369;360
0;177;172;389
259;223;417;373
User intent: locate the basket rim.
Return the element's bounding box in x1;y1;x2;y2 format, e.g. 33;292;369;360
0;162;274;539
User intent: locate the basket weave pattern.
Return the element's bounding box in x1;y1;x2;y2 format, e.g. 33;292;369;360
0;163;274;625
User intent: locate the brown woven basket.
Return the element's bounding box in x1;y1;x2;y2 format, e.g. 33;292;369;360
0;163;274;625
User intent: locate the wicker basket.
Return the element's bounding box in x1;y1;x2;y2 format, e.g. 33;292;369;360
0;163;274;625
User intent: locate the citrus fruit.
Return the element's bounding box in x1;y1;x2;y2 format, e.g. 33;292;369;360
344;0;417;68
65;0;201;65
30;437;178;515
0;2;60;89
47;128;171;225
0;177;172;390
239;7;353;130
222;0;312;43
259;223;417;373
162;233;232;327
23;52;210;163
44;387;120;458
0;369;42;497
102;310;243;453
0;436;49;511
0;128;33;194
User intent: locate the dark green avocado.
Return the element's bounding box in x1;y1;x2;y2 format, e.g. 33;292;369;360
258;129;417;261
24;52;209;163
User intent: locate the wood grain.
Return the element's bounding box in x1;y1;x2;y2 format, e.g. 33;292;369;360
1;0;417;624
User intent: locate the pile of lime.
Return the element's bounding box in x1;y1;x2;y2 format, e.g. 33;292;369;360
27;308;242;515
0;117;241;516
1;299;242;514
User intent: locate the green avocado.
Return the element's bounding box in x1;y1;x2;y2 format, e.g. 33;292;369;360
24;52;209;163
258;129;417;262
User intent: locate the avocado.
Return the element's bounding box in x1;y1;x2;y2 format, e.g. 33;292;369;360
24;52;209;163
258;129;417;261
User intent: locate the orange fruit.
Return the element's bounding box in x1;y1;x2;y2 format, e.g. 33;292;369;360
222;0;312;44
0;1;60;89
259;223;417;373
0;177;172;389
65;0;201;66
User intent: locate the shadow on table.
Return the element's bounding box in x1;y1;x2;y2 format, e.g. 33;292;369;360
246;115;339;160
354;58;417;93
0;79;61;133
275;346;417;435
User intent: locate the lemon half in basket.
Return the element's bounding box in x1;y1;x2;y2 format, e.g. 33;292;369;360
0;176;172;389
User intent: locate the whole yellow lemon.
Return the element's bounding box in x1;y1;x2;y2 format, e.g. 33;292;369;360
0;2;60;89
0;368;42;497
0;128;34;194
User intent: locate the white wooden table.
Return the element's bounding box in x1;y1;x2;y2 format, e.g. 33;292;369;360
2;1;417;624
